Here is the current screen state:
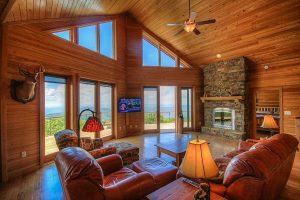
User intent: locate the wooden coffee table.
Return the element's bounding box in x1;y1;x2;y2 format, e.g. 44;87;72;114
146;177;226;200
155;140;188;167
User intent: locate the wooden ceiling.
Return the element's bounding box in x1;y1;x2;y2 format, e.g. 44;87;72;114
3;0;300;67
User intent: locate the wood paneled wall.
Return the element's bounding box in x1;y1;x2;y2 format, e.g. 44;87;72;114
282;87;300;136
0;15;128;181
125;16;203;135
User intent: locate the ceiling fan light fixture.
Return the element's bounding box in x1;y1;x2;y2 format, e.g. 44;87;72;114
184;22;196;32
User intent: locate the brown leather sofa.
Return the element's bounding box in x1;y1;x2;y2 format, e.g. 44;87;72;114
212;133;299;200
55;147;155;200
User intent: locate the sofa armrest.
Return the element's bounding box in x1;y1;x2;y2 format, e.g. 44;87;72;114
210;182;227;197
89;147;116;159
104;172;155;200
96;154;123;176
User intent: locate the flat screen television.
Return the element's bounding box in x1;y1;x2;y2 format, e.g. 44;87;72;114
118;98;142;113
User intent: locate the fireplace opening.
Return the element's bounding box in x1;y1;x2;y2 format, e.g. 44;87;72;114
213;108;235;130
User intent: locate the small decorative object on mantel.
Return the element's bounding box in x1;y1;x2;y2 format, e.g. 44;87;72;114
11;65;45;104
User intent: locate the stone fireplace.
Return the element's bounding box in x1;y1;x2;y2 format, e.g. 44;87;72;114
201;57;248;140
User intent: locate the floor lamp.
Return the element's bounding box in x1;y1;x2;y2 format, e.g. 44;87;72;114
77;108;104;147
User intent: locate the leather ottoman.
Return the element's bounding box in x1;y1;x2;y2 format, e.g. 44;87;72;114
132;157;178;189
104;142;139;165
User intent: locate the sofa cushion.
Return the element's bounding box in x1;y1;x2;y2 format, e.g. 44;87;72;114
54;129;78;150
223;150;244;159
271;133;299;150
250;139;290;159
103;167;137;187
223;147;281;186
80;137;94;151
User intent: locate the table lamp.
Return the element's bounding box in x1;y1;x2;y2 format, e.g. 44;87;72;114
261;115;279;136
179;139;219;198
77;108;104;146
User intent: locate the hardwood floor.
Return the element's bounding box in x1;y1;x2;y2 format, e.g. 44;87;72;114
0;132;299;200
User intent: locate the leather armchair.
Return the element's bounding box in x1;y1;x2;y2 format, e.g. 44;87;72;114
55;147;156;200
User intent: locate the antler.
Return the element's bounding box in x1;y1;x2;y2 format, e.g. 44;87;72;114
34;65;45;74
19;65;31;77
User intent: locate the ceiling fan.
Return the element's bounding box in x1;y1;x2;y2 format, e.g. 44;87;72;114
166;0;216;36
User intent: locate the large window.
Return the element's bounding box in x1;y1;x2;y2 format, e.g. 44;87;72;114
52;30;71;41
143;39;159;66
80;80;96;138
142;35;188;68
100;22;114;58
160;50;176;67
51;21;115;59
78;25;97;52
45;75;67;156
100;85;113;137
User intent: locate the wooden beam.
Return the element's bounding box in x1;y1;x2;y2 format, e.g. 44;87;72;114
1;0;17;23
200;96;244;103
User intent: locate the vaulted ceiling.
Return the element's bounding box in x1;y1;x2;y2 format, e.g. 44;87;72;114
2;0;300;67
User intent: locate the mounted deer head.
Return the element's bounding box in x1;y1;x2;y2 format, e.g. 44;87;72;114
11;65;45;104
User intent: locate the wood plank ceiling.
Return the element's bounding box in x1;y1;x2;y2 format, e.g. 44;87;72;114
3;0;300;67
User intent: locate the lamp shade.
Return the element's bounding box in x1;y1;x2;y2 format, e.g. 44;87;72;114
261;115;279;129
179;139;219;179
82;116;104;132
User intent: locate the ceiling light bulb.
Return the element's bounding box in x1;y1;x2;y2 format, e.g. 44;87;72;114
184;22;196;32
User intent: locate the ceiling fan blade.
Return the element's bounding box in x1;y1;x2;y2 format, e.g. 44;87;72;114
196;19;216;25
166;23;183;26
174;29;185;36
193;28;201;35
189;12;197;21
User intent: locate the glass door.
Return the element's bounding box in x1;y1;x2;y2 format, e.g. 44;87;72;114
144;87;158;130
44;75;67;156
100;85;113;138
181;88;192;129
160;86;176;132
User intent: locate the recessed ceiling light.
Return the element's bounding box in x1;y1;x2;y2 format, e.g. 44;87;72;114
264;65;269;70
216;54;222;58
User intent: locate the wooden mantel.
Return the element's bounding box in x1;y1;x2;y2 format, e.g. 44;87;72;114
200;96;244;103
